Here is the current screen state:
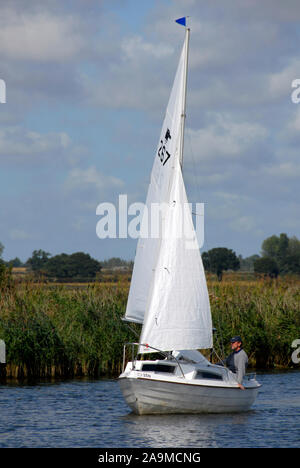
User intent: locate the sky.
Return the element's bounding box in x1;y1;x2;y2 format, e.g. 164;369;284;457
0;0;300;263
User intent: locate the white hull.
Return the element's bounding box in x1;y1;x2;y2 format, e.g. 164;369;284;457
119;377;259;415
119;355;260;415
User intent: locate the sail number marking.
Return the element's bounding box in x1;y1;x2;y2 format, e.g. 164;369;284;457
158;128;172;166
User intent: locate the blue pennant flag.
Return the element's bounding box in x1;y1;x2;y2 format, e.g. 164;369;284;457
175;17;186;27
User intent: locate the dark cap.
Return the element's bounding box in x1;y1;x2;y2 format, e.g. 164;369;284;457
230;335;242;343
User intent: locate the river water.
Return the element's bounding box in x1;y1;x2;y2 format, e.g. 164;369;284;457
0;370;299;448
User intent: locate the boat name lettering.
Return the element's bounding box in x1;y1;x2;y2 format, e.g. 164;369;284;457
136;372;151;378
157;128;172;166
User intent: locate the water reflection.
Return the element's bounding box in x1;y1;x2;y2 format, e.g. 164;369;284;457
120;411;255;448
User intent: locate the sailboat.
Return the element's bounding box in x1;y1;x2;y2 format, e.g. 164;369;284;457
118;21;260;415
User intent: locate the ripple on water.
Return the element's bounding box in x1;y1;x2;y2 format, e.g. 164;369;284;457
0;371;299;448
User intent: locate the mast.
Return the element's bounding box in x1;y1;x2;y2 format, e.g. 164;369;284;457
124;23;194;329
179;26;190;169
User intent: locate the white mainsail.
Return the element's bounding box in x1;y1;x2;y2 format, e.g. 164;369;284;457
124;31;187;323
125;28;212;352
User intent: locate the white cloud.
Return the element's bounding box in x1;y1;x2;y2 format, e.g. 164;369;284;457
229;215;257;233
121;36;173;61
285;106;300;134
265;161;300;179
207;192;245;221
0;10;86;62
0;126;71;158
269;59;300;99
64;166;124;192
186;115;267;162
80;67;169;110
231;0;300;21
9;229;34;240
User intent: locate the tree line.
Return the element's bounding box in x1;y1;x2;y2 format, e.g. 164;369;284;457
202;233;300;280
1;232;300;281
0;245;132;282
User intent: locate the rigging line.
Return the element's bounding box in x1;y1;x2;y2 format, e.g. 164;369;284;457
214;327;225;362
211;347;227;367
217;317;226;359
186;132;228;360
186;130;228;358
185;128;203;223
186;126;203;238
122;321;140;339
191;211;202;216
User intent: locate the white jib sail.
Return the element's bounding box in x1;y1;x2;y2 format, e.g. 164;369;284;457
139;160;213;353
124;32;187;324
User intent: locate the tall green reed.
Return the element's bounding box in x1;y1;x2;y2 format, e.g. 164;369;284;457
0;276;299;378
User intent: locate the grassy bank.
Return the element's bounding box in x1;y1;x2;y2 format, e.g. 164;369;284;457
0;276;299;379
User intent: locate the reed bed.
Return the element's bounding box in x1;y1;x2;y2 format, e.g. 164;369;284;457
210;278;300;368
0;281;135;379
0;275;299;379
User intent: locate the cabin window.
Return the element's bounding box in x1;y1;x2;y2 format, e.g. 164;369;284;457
141;364;175;374
195;371;223;381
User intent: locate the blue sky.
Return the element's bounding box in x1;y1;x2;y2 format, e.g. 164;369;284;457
0;0;300;263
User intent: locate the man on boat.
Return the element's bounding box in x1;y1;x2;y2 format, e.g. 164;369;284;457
217;336;248;390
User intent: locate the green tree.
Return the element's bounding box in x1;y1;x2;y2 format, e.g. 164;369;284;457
254;257;279;278
101;257;133;269
262;233;288;265
44;252;101;280
0;241;4;259
7;257;23;267
261;233;300;274
0;262;5;284
202;247;240;281
277;234;289;271
288;236;300;257
284;236;300;274
0;243;13;289
26;250;51;272
239;254;260;271
261;235;281;259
